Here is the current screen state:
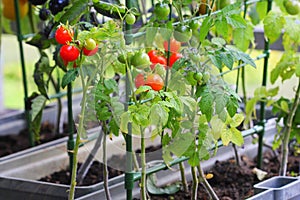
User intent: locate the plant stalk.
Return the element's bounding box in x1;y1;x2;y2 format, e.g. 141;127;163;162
140;126;147;200
103;124;112;200
279;78;300;176
179;162;189;193
191;166;198;200
197;164;219;200
68;67;88;200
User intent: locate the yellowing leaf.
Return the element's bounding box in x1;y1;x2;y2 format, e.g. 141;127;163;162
231;127;244;146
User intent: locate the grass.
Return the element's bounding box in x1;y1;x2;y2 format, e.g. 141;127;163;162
1;34;297;109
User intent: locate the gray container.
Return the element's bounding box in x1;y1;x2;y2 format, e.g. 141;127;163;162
0;126;161;200
247;176;300;200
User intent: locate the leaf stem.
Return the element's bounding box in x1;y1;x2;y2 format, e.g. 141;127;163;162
191;166;198;200
179;162;189;193
197;164;219;200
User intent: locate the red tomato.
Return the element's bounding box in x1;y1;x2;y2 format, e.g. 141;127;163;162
55;25;73;45
134;73;145;88
169;52;182;68
63;59;77;68
163;38;181;53
83;44;99;56
60;45;80;62
148;50;167;70
145;74;164;91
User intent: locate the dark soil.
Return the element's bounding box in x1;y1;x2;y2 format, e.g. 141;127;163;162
0;121;69;157
149;151;299;200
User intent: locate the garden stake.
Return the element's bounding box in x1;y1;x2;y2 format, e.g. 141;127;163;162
258;0;273;169
13;0;34;147
67;83;75;174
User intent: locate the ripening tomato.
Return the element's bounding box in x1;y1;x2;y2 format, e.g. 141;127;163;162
60;45;80;62
83;45;99;56
55;25;74;45
163;38;181;53
169;52;182;67
3;0;29;20
148;50;167;70
145;74;164;91
134;73;145;88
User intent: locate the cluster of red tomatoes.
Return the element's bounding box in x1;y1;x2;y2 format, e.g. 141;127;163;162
55;25;99;67
134;38;182;92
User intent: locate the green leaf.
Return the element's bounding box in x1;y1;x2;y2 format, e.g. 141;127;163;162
230;127;244;146
256;1;268;20
26;32;51;49
150;104;169;127
180;120;194;129
61;68;79;89
199;17;213;42
180;96;197;116
130;104;150;127
209;54;223;70
226;96;239;117
280;101;289;113
210;115;225;140
267;87;279;97
146;27;158;46
263;11;285;44
59;0;89;24
146;173;180;195
215;17;228;39
199;88;214;121
163;132;194;164
226;14;246;29
33;53;53;98
120;112;131;133
188;150;200;167
31;95;47;121
215;93;228;115
296;63;300;77
228;113;244;128
220;52;234;70
221;129;231;146
233;22;254;52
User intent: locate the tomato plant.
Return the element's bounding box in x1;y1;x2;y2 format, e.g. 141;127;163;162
55;25;74;45
145;74;164;91
60;45;80;62
163;38;181;53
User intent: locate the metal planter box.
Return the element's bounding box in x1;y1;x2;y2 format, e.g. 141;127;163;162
0;127;161;200
247;176;300;200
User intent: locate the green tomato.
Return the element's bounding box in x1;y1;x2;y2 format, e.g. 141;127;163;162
118;52;133;64
194;72;203;82
186;71;197;86
131;51;151;69
284;0;300;15
174;25;192;43
125;13;136;25
154;2;170;19
84;38;97;51
203;71;211;83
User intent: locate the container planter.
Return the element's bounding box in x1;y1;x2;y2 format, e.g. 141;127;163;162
247;176;300;200
0;126;161;200
76;119;279;200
